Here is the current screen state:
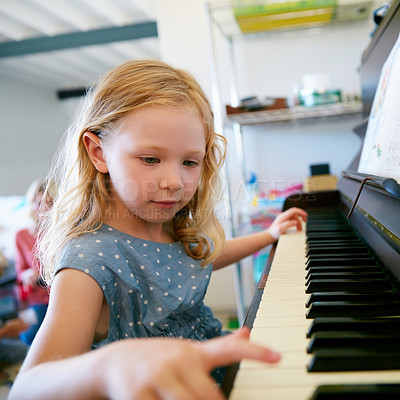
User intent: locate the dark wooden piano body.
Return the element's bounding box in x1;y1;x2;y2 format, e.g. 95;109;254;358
223;1;400;398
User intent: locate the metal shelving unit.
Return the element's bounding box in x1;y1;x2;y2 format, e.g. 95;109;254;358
226;101;363;125
206;0;377;323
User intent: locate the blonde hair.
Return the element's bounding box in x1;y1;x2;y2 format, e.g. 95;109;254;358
39;60;226;285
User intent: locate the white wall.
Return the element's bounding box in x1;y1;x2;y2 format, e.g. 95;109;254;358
232;23;374;101
0;77;72;196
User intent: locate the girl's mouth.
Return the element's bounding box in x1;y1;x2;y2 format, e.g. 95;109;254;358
152;201;178;209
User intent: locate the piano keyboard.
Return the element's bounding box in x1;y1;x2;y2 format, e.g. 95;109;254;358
229;208;400;400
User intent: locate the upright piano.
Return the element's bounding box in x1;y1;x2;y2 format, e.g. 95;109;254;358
223;1;400;398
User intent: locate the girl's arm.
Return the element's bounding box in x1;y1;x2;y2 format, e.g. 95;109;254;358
213;207;307;270
9;268;105;399
10;271;282;399
10;326;280;400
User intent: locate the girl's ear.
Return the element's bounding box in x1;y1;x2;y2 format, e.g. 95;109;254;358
82;132;109;173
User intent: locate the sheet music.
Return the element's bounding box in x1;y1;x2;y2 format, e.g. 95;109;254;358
358;33;400;183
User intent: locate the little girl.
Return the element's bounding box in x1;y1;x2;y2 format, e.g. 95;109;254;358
10;60;306;399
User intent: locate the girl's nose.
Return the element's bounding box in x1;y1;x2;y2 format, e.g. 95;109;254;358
159;166;183;191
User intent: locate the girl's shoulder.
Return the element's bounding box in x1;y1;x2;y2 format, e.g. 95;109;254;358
60;224;188;264
55;225;135;279
61;225;130;258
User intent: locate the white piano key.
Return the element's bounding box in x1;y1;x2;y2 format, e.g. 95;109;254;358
234;368;400;388
240;350;311;369
230;386;314;400
250;329;307;352
255;304;306;317
252;315;309;328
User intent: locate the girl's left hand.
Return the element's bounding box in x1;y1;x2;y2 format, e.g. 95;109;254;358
267;207;307;242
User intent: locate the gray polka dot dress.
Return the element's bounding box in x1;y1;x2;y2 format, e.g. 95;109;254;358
55;224;223;349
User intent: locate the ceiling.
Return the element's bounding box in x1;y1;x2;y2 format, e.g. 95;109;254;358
0;0;383;96
0;0;160;94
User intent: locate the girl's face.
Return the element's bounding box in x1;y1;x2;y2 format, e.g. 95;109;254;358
102;106;206;228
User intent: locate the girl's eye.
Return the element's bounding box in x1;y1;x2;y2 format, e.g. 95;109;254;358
141;157;159;164
183;160;199;167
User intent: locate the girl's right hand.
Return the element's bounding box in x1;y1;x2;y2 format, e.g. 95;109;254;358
99;327;280;400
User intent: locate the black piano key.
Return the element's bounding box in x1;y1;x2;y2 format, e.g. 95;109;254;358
307;233;358;240
307;253;373;261
306;292;400;307
307;223;349;229
306;300;400;318
308;349;400;372
307;244;368;250
307;208;341;215
307;216;342;221
308;213;343;217
307;247;370;256
311;384;400;400
306;257;378;268
307;224;354;229
307;331;400;353
306;272;387;285
307;226;353;233
304;207;400;377
306;279;393;293
307;242;365;249
306;266;383;277
307;228;356;234
307;217;348;222
307;219;350;224
307;238;363;246
307;317;400;338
